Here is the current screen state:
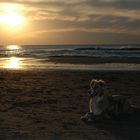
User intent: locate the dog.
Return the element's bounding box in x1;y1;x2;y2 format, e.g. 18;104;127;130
81;79;133;122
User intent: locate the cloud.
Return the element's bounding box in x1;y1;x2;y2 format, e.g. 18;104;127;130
1;0;140;21
0;0;140;44
28;27;140;36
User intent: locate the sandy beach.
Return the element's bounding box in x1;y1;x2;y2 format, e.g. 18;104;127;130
0;67;140;140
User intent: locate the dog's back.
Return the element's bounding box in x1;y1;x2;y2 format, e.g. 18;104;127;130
109;95;133;115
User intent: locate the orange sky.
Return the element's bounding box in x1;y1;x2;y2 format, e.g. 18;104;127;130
0;0;140;45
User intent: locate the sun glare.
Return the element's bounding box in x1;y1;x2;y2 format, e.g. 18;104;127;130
4;57;22;69
0;13;24;28
7;45;21;50
0;4;26;28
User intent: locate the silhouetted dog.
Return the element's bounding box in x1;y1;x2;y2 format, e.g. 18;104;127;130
81;79;133;122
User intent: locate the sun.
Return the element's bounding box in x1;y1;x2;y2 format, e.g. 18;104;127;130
1;12;25;28
0;4;26;28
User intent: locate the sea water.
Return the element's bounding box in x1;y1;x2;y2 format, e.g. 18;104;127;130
0;45;140;70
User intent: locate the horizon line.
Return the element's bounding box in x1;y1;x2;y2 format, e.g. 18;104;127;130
0;43;140;46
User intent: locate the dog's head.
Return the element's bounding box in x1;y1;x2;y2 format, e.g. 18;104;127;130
89;79;105;96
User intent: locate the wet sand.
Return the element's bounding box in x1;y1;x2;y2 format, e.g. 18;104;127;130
48;56;140;64
0;69;140;140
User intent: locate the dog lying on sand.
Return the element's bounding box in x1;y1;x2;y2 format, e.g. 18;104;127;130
81;79;133;122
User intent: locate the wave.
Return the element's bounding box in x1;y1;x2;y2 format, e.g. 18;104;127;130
0;45;140;58
120;47;140;50
75;46;140;51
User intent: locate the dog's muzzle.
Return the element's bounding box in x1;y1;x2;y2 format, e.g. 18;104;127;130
88;88;95;96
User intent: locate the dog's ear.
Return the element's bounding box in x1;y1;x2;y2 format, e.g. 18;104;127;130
90;79;97;88
98;80;105;87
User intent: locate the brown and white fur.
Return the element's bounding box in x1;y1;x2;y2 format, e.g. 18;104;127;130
81;79;133;121
89;79;133;117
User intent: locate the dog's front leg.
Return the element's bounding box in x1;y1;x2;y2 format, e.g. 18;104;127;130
89;97;93;113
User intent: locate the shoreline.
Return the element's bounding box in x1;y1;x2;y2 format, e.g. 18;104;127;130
1;56;140;64
0;56;140;71
48;56;140;64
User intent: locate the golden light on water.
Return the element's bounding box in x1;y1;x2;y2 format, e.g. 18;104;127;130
2;45;23;69
3;57;22;69
7;45;21;50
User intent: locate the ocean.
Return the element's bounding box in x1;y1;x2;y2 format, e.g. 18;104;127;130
0;45;140;58
0;45;140;70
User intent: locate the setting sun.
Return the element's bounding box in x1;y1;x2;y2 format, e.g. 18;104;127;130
0;4;26;28
0;13;25;28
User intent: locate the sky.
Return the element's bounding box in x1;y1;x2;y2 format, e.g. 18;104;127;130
0;0;140;45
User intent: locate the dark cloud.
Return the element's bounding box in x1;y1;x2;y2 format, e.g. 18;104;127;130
84;0;140;10
1;0;140;10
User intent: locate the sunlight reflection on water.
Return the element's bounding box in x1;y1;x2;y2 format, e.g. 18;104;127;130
0;57;47;70
6;45;21;50
0;57;140;70
0;45;140;71
2;57;23;69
